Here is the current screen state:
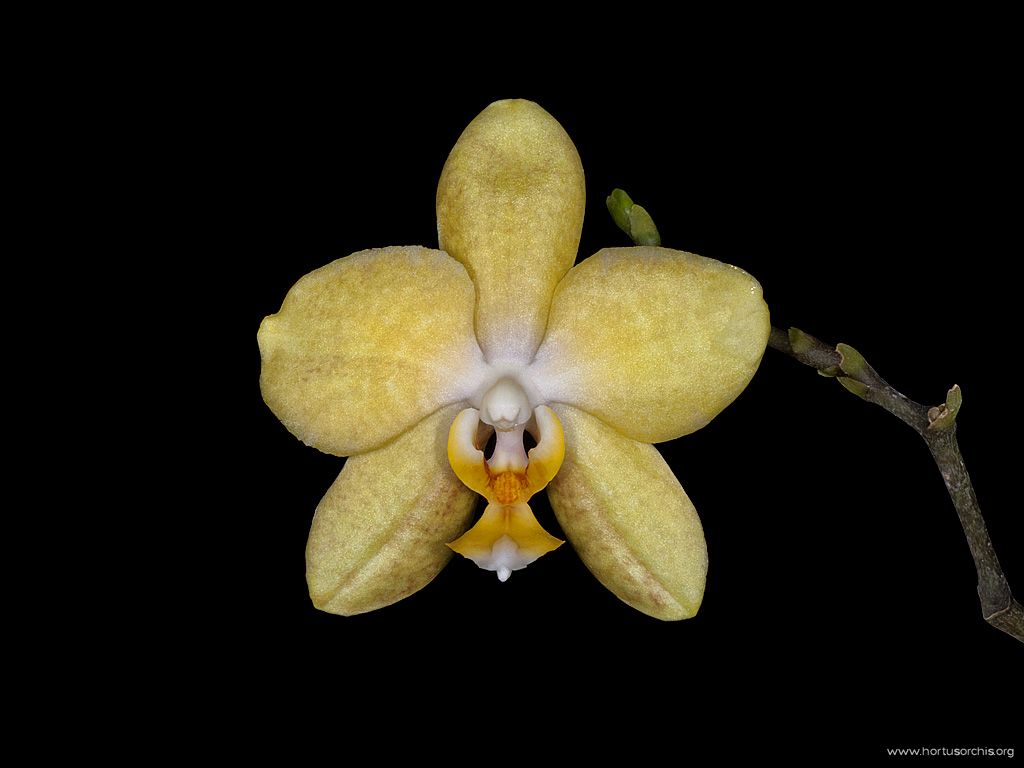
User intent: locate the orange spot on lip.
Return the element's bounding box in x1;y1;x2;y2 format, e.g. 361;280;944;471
489;470;529;504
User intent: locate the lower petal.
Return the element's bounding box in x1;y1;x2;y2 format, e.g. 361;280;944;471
546;405;708;621
306;405;478;615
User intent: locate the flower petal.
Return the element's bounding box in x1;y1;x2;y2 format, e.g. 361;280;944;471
436;99;585;364
306;405;478;616
531;247;770;443
259;247;485;456
546;405;707;621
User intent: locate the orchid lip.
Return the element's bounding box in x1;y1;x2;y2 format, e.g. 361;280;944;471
446;400;567;580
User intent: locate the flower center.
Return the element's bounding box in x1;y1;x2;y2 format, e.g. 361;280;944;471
479;376;532;431
446;379;566;581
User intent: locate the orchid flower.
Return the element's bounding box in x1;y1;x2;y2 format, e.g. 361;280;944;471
258;99;770;620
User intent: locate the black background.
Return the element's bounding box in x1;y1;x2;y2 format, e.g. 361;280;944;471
232;50;1020;756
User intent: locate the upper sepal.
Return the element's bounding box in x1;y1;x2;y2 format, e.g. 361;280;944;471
436;100;585;364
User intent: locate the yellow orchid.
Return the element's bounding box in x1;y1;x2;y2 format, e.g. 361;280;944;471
258;99;770;620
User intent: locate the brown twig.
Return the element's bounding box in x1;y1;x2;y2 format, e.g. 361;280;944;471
768;326;1023;643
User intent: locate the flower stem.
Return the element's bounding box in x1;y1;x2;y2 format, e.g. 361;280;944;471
768;326;1023;644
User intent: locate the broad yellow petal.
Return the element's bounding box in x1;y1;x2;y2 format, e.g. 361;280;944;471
306;405;478;616
436;99;585;364
531;247;770;443
259;247;485;456
546;405;707;621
